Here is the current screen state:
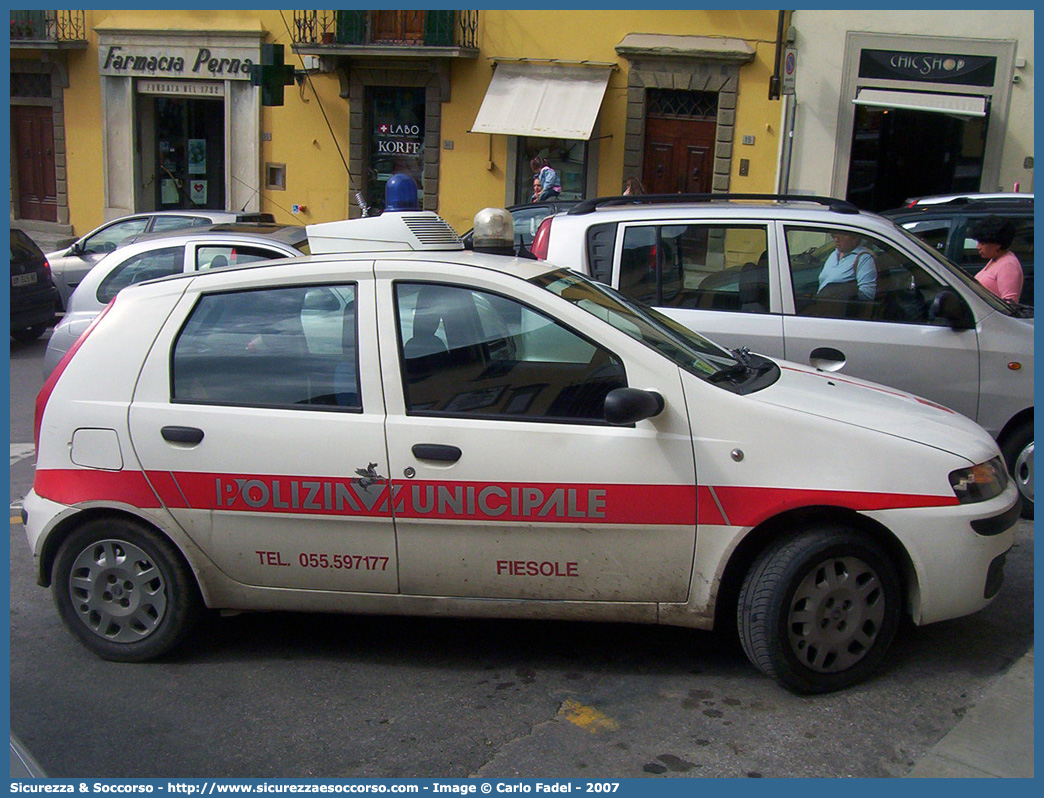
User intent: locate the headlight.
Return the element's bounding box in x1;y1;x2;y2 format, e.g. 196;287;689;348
949;457;1008;504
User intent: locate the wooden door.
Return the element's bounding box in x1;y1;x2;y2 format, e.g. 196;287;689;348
371;11;424;43
12;105;58;222
642;116;716;195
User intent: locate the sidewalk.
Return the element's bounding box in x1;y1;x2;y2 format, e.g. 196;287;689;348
11;221;77;254
17;227;76;253
906;648;1034;777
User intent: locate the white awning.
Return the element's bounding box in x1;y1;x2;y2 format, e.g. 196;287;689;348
853;89;987;118
472;62;613;140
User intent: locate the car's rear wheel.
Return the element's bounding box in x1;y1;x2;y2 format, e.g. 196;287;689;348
11;322;49;343
1001;423;1033;519
738;526;901;694
52;518;201;661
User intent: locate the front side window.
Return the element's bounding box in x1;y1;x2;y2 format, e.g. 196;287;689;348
534;270;745;380
618;224;771;313
395;282;624;422
97;246;185;303
784;226;948;324
959;215;1035;274
172;284;359;410
83;218;149;255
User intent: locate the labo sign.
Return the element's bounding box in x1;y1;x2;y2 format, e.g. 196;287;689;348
100;45;257;80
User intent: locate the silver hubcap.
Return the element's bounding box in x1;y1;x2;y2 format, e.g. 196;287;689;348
68;539;167;642
787;556;885;673
1013;441;1034;504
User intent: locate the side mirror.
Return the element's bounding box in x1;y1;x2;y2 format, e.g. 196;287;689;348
929;289;975;330
67;241;84;256
604;388;664;425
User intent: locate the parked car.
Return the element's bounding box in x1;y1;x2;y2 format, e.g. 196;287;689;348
46;209;275;310
460;199;580;254
530;193;1034;517
24;212;1020;694
881;193;1033;307
43;223;308;376
10;228;59;342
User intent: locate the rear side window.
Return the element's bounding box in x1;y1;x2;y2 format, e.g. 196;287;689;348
150;215;204;233
395;282;625;422
96;246;185;303
195;245;288;270
901;218;953;256
10;229;41;262
511;207;555;247
618;224;770;313
172;284;359;410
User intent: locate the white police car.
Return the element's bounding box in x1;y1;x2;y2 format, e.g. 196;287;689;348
23;210;1020;694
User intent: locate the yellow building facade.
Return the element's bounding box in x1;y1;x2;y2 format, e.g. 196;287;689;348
10;9;788;240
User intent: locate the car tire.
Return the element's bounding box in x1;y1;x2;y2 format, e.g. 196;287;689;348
737;526;901;694
11;323;49;343
52;517;202;661
1001;423;1033;519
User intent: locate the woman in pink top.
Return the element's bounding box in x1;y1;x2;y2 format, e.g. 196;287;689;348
970;216;1024;303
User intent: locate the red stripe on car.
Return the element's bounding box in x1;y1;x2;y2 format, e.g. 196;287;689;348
34;469;162;508
35;469;956;528
712;485;958;527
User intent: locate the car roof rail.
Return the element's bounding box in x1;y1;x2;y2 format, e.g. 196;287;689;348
569;193;862;216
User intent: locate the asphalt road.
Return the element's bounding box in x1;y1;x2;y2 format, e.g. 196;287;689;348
8;331;1034;778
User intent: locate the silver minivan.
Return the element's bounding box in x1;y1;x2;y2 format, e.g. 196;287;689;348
533;195;1034;516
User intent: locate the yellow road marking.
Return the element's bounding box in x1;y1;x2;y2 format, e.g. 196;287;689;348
558;698;620;733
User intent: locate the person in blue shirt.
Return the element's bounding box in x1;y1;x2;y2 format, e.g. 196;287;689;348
817;232;877;300
530;157;561;201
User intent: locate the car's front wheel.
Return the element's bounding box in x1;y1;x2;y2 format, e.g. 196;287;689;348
1001;423;1033;519
738;526;901;694
52;517;202;661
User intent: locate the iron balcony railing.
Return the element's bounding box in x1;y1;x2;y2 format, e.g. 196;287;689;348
9;10;86;43
293;10;478;49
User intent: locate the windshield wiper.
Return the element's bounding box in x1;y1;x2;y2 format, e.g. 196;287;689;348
709;347;754;383
1004;299;1034;318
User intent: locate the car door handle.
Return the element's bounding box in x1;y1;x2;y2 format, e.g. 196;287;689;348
411;444;462;463
161;426;205;445
809;347;846;372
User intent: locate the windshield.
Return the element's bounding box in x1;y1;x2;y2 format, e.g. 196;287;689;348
892;222;1017;315
531;268;743;380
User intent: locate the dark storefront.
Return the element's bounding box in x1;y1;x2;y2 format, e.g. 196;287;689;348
150;94;226;210
845;48;996;211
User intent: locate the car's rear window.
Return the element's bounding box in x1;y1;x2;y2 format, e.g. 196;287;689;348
10;230;42;263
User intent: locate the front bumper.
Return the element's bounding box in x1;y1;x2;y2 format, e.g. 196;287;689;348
867;483;1021;625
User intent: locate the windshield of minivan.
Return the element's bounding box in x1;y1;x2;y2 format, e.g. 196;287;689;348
895;223;1020;315
532;268;745;381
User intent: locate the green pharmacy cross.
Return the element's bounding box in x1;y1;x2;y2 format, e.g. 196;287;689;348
251;43;295;107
